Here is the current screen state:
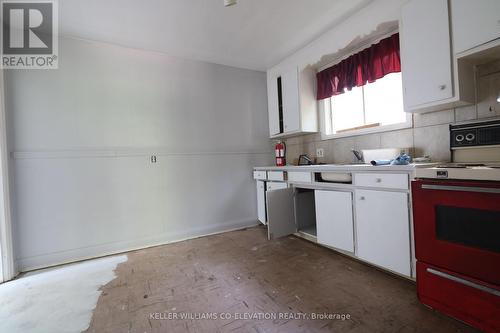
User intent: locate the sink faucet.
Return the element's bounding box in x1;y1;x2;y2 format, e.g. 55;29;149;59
351;149;363;163
298;154;314;166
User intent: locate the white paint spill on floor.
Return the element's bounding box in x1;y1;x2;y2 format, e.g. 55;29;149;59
0;255;127;333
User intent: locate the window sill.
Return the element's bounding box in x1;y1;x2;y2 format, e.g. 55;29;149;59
320;118;413;141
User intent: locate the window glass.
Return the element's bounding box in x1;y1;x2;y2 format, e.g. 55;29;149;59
330;86;364;133
364;73;405;126
326;73;406;135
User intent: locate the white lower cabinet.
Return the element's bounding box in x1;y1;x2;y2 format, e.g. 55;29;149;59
315;190;354;253
256;169;413;278
256;181;266;224
355;189;411;277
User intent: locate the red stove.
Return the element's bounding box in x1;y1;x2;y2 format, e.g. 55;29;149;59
412;120;500;333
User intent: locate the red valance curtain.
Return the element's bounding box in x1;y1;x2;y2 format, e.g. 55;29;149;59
316;33;401;100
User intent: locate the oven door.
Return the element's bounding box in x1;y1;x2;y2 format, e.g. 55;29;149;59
412;179;500;286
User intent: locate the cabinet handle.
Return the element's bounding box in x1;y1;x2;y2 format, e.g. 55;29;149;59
427;268;500;296
375;178;382;183
359;196;365;200
439;84;446;90
421;184;500;194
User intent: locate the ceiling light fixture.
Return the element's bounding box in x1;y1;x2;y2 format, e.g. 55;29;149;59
224;0;237;7
497;90;500;103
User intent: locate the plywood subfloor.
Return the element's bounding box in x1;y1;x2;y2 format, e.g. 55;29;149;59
0;255;127;333
85;226;478;333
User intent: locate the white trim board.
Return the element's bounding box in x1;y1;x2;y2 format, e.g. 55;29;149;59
12;149;272;160
0;70;15;283
16;219;259;272
0;226;2;283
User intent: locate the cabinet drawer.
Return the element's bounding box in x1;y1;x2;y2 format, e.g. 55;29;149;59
288;171;313;183
266;181;288;191
253;170;267;180
354;173;408;190
416;262;500;332
267;171;285;181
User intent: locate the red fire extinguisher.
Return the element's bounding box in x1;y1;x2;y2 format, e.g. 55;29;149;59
275;141;286;166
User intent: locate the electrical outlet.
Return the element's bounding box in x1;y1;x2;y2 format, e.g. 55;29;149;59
316;148;324;158
151;155;157;163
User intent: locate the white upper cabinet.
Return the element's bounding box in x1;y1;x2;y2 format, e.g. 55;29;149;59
401;0;453;109
451;0;500;55
267;66;318;138
267;74;280;136
400;0;475;113
281;68;300;133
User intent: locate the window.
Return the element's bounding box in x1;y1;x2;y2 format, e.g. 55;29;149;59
322;72;410;138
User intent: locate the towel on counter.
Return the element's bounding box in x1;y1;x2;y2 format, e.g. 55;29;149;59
370;153;412;166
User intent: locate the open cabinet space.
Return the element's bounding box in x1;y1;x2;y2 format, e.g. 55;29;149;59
260;168;413;278
266;185;355;256
295;189;318;239
266;187;319;240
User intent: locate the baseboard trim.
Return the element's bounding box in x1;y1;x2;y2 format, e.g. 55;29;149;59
16;219;259;272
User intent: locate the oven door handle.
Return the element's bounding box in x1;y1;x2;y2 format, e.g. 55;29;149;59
427;268;500;296
421;184;500;194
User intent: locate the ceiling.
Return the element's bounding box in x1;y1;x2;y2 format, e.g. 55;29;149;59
59;0;373;71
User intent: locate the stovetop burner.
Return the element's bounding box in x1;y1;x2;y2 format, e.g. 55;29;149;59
416;162;500;181
417;120;500;181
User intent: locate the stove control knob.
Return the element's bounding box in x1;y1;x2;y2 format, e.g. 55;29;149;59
465;133;475;142
455;134;465;142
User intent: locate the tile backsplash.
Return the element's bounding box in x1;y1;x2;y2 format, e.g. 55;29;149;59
279;62;500;165
282;111;452;165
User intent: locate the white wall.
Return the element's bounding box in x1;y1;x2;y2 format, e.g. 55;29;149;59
4;37;272;271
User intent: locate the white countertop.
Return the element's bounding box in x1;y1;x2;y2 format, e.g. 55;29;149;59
254;163;437;173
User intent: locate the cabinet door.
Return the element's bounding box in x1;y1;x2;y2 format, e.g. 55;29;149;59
266;181;287;191
267;74;281;136
266;187;296;240
315;190;354;252
282;68;300;133
401;0;453;109
256;181;266;224
355;190;411;276
451;0;500;54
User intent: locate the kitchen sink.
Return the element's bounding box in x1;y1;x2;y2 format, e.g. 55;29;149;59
320;172;352;183
333;162;370;166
